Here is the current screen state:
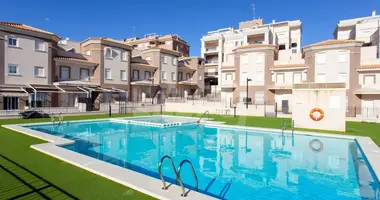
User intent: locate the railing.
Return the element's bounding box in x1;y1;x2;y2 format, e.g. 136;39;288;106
158;155;185;191
158;155;199;197
205;46;218;52
177;160;198;194
197;110;209;123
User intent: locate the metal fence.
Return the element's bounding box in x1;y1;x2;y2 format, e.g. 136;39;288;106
346;106;380;119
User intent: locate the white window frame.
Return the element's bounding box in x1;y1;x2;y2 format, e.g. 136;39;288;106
60;66;70;80
144;71;151;79
172;58;177;65
337;72;347;83
86;50;91;56
146;57;151;62
8;64;19;75
240;72;248;83
254;91;265;104
80;68;90;81
121;51;128;62
104;48;112;59
276;73;284;84
316;73;326;83
161;71;167;80
35;41;45;51
163;56;168;64
133;69;139;80
338;51;348;63
293;72;302;83
34;66;45;77
171;72;176;81
316;53;326;64
255;71;263;82
8;37;18;47
199;75;202;81
364;75;376;85
105;68;112;80
120;70;127;81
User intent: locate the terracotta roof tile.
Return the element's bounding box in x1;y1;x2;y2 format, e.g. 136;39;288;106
238;43;275;49
273;63;306;68
360;64;380;69
81;37;132;48
0;22;57;36
304;39;364;48
54;57;98;64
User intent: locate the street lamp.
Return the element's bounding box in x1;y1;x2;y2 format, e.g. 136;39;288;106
246;77;252;109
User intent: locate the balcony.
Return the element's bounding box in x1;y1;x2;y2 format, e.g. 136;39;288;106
205;60;219;66
220;80;236;88
204;46;219;55
131;78;154;86
268;82;293;90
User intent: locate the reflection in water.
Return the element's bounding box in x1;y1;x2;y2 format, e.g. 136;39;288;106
29;121;380;200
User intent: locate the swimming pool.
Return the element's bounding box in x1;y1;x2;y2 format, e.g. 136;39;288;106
23;118;379;199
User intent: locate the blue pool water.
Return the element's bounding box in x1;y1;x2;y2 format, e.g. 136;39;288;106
26;120;379;199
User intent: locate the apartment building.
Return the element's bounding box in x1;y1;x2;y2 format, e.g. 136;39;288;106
125;34;190;57
201;18;302;99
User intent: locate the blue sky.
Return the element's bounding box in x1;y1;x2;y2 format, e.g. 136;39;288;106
2;0;379;56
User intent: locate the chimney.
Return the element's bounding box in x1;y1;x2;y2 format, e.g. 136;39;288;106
372;10;376;17
272;19;276;24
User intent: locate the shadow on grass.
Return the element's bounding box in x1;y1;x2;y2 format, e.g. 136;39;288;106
0;154;78;200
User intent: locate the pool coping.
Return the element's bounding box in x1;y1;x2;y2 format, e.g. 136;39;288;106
3;115;380;199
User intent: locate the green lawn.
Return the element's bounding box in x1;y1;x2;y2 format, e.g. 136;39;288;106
1;112;379;200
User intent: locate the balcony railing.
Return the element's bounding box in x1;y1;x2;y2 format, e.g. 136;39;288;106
205;60;218;65
205;46;218;52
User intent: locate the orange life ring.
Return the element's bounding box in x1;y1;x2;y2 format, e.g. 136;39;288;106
309;139;323;152
309;108;324;121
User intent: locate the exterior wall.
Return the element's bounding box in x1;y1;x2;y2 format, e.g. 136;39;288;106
355;22;380;43
233;48;275;103
238;52;265;86
3;33;50;85
336;27;353;40
82;43;103;85
160;53;178;85
103;46;129;85
358;71;380;89
361;46;380;65
54;62;95;82
304;45;362;107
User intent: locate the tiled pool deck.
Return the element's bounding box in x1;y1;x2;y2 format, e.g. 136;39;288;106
3;116;380;200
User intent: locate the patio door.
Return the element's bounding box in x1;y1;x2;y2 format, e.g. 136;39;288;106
3;97;19;110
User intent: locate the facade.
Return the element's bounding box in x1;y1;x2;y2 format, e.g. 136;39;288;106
125;34;190;57
0;22;203;111
201;18;302;98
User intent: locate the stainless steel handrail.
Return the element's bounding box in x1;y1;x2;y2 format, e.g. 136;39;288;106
51;113;55;124
59;112;63;124
158;155;185;194
197;110;209;123
177;159;198;196
281;119;286;136
291;120;294;136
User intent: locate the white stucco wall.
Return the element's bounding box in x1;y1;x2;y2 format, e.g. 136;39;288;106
358;72;380;89
4;34;49;85
314;49;350;88
292;89;346;131
104;46;129;85
239;52;265;86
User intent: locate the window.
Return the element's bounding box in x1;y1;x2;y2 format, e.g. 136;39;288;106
293;72;302;83
235;41;239;47
171;88;176;97
86;50;91;56
338;73;347;82
34;66;44;77
163;56;168;64
80;68;90;81
240;41;243;46
338;51;348;63
256;53;264;63
364;75;375;85
199;75;202;81
291;43;297;48
276;73;284;84
255;92;264;104
144;71;151;79
161;71;167;80
240;72;248;83
146;57;151;61
35;41;45;51
171;72;176;81
8;64;18;75
316;73;326;83
8;37;18;47
60;66;70;80
172;58;177;65
166;41;171;45
133;69;139;80
120;70;127;81
138;44;143;47
255;71;263;82
121;51;128;61
279;44;286;50
316;53;326;64
292;49;297;54
178;72;183;81
104;48;112;58
105;68;112;80
226;73;232;80
186;73;191;80
241;54;248;65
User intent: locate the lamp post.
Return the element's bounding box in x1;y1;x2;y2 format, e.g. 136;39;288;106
246;77;252;109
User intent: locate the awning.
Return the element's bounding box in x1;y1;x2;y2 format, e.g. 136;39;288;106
80;86;122;93
27;84;61;93
354;88;380;95
0;85;29;96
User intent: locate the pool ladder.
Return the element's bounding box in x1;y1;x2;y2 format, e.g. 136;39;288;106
51;113;64;125
158;155;198;197
197;110;209;123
